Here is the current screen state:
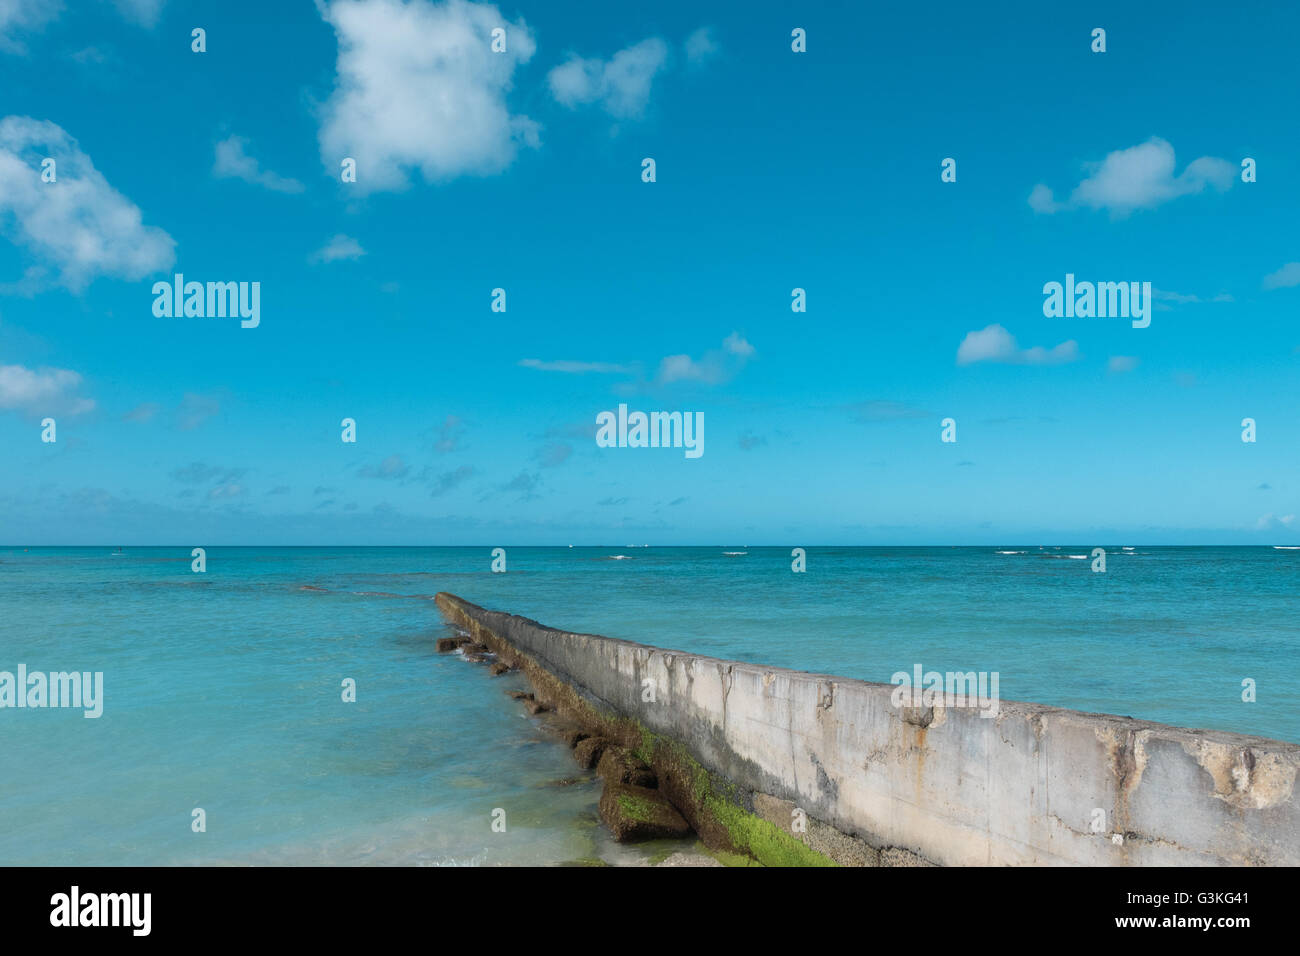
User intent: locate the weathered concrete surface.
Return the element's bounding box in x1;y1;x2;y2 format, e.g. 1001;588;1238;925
436;593;1300;866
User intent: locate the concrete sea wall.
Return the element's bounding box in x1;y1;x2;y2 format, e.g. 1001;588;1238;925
435;592;1300;866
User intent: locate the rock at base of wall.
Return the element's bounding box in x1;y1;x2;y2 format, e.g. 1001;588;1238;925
600;783;692;842
489;661;510;676
525;698;549;716
435;635;471;652
574;736;608;769
596;746;657;788
557;726;591;749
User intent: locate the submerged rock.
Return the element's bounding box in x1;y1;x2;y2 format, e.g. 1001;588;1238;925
599;783;692;842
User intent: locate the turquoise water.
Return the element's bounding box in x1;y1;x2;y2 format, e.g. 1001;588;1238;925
2;546;1297;865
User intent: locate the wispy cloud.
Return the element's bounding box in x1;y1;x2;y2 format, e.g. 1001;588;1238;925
435;414;463;453
429;465;474;497
1255;513;1296;531
1263;262;1300;291
684;27;719;66
518;358;633;374
176;392;221;430
535;442;572;468
310;233;366;263
213;135;305;193
122;401;160;423
358;453;409;479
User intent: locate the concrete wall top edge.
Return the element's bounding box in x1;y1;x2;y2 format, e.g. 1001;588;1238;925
434;592;1300;755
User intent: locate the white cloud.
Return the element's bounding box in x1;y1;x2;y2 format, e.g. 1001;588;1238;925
1107;355;1139;374
1263;262;1300;290
956;324;1079;366
548;37;669;118
317;0;538;193
0;116;175;290
0;361;93;415
213;135;305;193
1029;138;1235;216
518;358;632;374
657;331;756;385
310;233;366;263
684;27;718;66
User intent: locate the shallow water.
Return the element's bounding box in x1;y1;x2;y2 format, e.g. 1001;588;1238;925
1;546;1295;865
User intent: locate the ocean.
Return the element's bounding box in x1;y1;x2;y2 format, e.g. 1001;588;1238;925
1;545;1296;866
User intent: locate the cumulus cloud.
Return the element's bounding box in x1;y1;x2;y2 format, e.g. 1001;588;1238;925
956;324;1080;366
0;361;93;415
310;233;366;263
317;0;538;193
657;332;755;385
0;116;175;290
213;135;305;193
1263;262;1300;290
548;37;669;118
1029;138;1235;217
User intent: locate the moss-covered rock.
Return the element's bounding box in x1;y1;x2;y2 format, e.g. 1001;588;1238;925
596;745;657;788
573;736;607;768
600;783;691;841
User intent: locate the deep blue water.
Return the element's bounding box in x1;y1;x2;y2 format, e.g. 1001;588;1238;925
1;545;1296;865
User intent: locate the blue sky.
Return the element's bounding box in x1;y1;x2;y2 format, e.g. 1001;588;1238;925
1;0;1298;544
